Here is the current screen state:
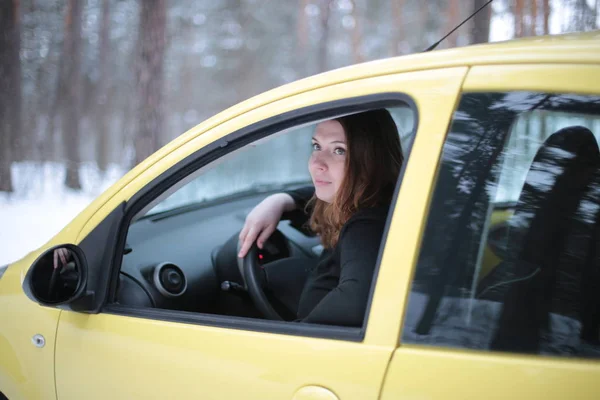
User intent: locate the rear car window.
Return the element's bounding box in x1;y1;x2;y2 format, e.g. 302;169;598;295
402;92;600;359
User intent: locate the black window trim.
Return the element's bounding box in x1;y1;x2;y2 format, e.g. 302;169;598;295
102;92;419;342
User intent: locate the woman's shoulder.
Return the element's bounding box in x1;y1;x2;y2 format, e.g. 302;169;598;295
335;205;390;255
340;205;390;236
348;204;390;223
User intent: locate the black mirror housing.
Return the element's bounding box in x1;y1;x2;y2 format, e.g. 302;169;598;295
23;244;89;307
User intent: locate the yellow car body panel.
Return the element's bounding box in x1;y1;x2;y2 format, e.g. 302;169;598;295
381;346;600;400
379;62;600;400
479;209;514;280
463;63;600;94
0;252;60;400
53;67;468;400
0;31;598;399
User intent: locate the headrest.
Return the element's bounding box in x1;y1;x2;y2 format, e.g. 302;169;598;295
531;125;598;169
507;126;599;258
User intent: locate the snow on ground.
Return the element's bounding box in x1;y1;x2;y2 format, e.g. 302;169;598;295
0;162;126;266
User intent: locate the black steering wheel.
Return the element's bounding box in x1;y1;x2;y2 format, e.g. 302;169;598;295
242;243;284;320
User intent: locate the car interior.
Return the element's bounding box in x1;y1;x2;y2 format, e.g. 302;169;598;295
111;106;416;324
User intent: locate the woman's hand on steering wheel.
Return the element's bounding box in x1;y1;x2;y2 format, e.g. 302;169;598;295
238;193;296;258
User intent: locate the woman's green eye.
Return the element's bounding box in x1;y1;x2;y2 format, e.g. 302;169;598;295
334;148;346;155
312;143;320;151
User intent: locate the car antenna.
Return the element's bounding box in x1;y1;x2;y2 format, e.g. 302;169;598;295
424;0;495;52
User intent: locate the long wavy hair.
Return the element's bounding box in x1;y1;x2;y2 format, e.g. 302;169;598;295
307;109;404;248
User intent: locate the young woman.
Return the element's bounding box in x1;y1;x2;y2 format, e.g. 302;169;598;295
238;108;404;326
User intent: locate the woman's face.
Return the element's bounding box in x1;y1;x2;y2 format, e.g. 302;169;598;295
309;120;347;203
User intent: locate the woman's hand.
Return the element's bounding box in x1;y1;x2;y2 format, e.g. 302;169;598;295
238;193;296;258
53;248;72;270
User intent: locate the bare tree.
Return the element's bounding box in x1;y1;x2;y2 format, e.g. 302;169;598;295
296;0;310;56
532;0;539;35
471;0;492;44
349;0;363;63
390;0;404;55
95;0;111;172
62;0;83;189
318;0;333;73
572;0;597;30
0;0;22;192
515;0;525;38
446;0;460;48
134;0;167;166
543;0;550;34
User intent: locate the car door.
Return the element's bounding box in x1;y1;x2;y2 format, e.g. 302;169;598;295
53;67;467;399
381;64;600;399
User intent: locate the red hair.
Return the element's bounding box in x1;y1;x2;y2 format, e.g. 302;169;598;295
308;109;404;248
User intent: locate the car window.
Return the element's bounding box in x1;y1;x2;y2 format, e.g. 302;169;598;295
402;92;600;359
113;104;416;338
144;107;415;217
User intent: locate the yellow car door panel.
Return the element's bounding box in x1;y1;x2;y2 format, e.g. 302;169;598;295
382;65;600;399
52;68;467;399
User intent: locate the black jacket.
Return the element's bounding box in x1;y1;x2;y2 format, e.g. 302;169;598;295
285;186;389;327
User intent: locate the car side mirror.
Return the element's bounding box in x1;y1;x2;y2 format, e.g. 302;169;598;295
23;244;88;307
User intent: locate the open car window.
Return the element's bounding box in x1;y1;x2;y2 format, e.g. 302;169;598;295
139;107;415;219
110;102;417;340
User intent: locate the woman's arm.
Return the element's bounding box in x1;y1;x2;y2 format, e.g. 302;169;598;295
284;186;315;211
237;186;314;258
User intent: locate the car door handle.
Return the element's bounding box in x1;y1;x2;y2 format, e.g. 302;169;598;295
293;386;339;400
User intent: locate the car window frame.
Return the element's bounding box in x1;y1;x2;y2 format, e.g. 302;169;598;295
101;92;419;342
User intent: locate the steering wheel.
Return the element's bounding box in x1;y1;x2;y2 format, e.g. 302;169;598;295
241;243;284;321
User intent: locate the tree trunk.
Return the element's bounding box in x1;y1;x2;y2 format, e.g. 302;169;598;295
318;0;332;73
134;0;166;166
390;0;404;55
350;0;363;64
515;0;525;38
446;0;460;48
532;0;538;35
543;0;550;34
0;0;22;192
62;0;83;189
471;0;491;44
96;0;111;172
418;2;429;49
296;0;310;57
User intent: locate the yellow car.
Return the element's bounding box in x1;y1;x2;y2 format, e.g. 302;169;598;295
2;31;600;400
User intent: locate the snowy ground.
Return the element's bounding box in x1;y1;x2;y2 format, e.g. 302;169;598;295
0;162;126;266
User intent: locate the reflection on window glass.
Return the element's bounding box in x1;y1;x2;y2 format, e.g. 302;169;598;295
403;92;600;359
496;110;600;202
146;107;415;216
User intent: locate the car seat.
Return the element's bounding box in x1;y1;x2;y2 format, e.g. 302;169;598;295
489;125;600;353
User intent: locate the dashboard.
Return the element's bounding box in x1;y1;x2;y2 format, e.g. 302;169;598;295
115;190;321;317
